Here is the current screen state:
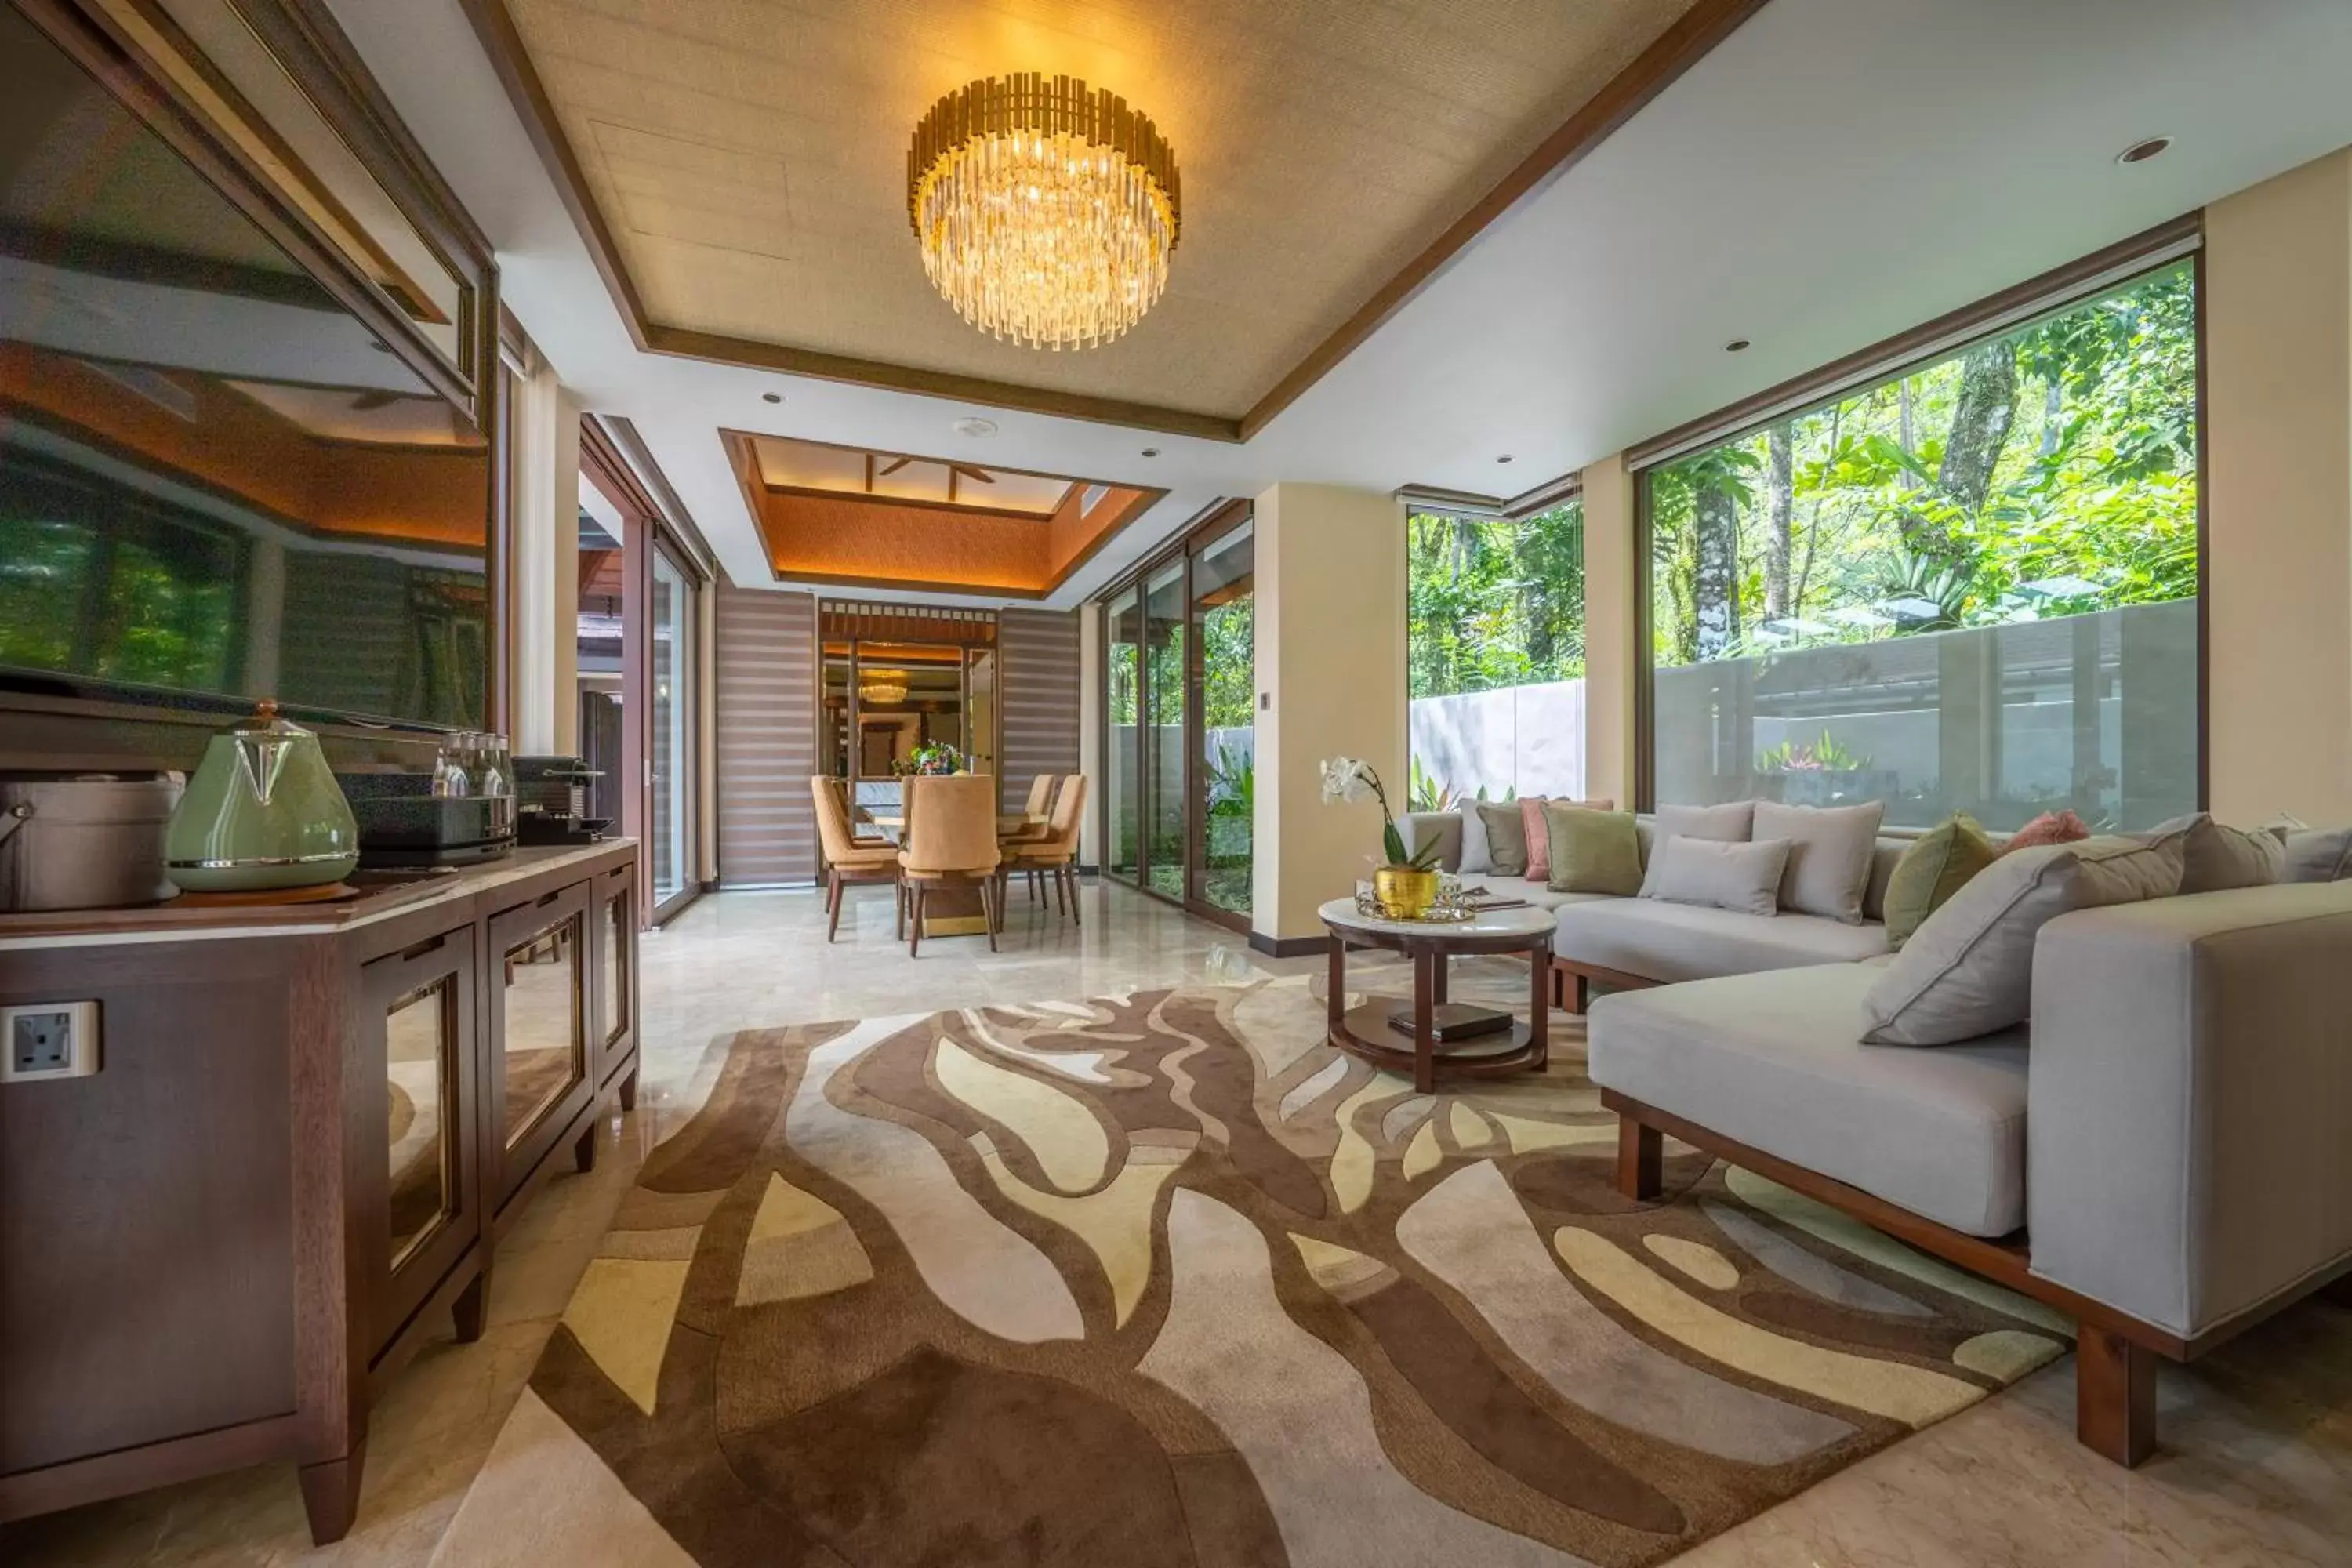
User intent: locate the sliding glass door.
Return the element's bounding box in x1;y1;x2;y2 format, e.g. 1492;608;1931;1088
648;544;696;913
1189;519;1254;920
1142;561;1187;902
1106;588;1141;881
1098;503;1254;931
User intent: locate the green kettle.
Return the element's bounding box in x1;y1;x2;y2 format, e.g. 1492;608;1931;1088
166;701;359;894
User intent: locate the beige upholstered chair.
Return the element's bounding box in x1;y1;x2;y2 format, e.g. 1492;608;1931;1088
898;774;1002;955
811;778;900;942
1000;774;1088;926
1000;773;1058;843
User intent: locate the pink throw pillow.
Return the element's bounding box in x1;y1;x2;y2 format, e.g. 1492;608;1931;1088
1519;797;1552;880
2003;809;2091;853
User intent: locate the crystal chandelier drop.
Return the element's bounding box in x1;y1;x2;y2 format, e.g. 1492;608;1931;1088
907;74;1180;350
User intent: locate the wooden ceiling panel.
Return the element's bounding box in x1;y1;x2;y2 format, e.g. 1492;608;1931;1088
473;0;1751;434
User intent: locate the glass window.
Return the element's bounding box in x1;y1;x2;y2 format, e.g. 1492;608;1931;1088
1142;561;1186;901
1642;261;2198;830
1406;503;1587;809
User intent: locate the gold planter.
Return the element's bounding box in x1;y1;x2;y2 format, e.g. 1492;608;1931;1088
1374;866;1439;920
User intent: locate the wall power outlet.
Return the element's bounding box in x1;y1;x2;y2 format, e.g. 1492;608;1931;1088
2;1001;102;1083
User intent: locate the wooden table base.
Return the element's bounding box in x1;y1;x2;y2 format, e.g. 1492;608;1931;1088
1326;938;1550;1094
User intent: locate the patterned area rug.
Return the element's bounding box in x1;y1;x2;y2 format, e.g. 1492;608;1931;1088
432;971;2071;1567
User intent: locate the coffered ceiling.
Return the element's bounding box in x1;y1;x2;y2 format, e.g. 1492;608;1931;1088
463;0;1728;437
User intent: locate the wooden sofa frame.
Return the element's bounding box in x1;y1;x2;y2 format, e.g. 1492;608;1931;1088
1606;1089;2352;1466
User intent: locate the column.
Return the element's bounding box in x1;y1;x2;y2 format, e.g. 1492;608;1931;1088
1250;483;1407;945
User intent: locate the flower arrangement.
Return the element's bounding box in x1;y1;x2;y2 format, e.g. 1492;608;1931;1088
896;742;967;777
1319;757;1443;871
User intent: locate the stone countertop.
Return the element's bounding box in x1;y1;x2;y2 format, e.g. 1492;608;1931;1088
0;841;636;951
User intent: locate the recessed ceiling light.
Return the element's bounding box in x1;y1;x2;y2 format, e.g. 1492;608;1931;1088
954;416;999;437
1140;447;1160;458
760;391;782;405
2117;136;2172;165
1725;339;1751;353
1496;454;1514;464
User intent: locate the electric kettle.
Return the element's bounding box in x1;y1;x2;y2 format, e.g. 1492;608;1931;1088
165;701;360;893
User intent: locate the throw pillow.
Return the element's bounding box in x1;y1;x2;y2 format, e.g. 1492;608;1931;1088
1860;833;2187;1046
1638;834;1790;916
1475;800;1529;877
1456;800;1493;876
2273;826;2352;884
1753;799;1885;924
1882;815;1998;949
2003;809;2091;853
1653;801;1755;842
1639;800;1756;898
1519;797;1553;880
2147;812;2283;893
1543;805;1644;896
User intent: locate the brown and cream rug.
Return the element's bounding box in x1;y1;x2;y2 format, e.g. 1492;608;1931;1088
432;971;2071;1567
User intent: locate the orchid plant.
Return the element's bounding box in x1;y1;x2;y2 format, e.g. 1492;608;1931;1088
1320;757;1443;870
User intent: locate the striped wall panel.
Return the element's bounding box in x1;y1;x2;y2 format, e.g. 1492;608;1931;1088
996;607;1083;815
715;584;818;886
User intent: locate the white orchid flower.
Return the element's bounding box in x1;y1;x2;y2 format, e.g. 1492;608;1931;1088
1319;757;1376;804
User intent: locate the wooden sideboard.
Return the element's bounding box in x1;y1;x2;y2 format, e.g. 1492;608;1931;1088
0;841;640;1544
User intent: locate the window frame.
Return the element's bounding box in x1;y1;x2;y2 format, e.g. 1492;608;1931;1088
1630;219;2209;822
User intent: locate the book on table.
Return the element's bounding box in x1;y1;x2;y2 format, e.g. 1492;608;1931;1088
1386;1003;1515;1044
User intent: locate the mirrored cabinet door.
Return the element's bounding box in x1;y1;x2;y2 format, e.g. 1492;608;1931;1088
499;913;583;1149
384;977;455;1269
592;862;636;1084
359;923;478;1353
488;882;596;1211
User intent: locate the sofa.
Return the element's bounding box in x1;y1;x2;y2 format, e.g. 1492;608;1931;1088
1402;803;2352;1465
1588;875;2352;1468
1399;809;1906;1006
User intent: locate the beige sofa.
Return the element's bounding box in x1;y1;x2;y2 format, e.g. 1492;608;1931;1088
1587;878;2352;1468
1399;811;1905;1005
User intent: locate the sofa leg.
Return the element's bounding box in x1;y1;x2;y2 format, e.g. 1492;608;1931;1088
2075;1324;2158;1468
1556;964;1589;1016
1616;1117;1662;1201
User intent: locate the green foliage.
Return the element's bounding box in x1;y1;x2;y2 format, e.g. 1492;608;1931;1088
1406;754;1458;814
1408;503;1586;700
1207;744;1254;821
1648;262;2198;667
1757;730;1873;773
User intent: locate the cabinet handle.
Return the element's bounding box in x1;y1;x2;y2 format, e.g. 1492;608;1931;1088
536;889;561;908
400;932;447;961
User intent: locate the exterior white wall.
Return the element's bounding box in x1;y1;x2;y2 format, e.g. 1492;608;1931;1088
1409;682;1588;804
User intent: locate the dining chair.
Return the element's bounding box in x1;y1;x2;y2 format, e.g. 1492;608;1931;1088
1000;773;1058;844
898;774;1002;956
999;774;1088;927
811;778;901;942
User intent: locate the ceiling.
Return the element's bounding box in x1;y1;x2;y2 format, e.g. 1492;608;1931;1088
325;0;2352;611
476;0;1705;428
723;430;1158;596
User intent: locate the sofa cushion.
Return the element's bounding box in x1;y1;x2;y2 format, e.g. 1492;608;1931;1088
1476;800;1530;877
2273;825;2352;884
1455;801;1492;875
2149;812;2281;894
1588;966;2030;1236
1862;834;2185;1046
1755;800;1885;924
1639;834;1789;916
1882;815;1998;949
1544;805;1643;895
1554;896;1888;982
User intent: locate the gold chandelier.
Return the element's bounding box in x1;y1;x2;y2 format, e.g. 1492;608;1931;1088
907;73;1180;350
858;673;910;706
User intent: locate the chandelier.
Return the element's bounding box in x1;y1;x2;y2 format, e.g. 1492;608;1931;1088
858;673;910;706
907;73;1180;350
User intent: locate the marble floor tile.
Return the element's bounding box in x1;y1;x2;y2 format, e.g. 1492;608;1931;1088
3;879;2346;1566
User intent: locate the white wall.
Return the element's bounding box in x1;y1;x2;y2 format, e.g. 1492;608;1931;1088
510;352;580;753
1410;682;1588;803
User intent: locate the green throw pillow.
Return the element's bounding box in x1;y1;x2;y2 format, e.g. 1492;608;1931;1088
1477;800;1529;877
1544;805;1643;895
1883;814;1997;949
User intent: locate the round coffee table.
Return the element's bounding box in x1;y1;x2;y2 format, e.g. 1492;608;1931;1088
1318;898;1554;1094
